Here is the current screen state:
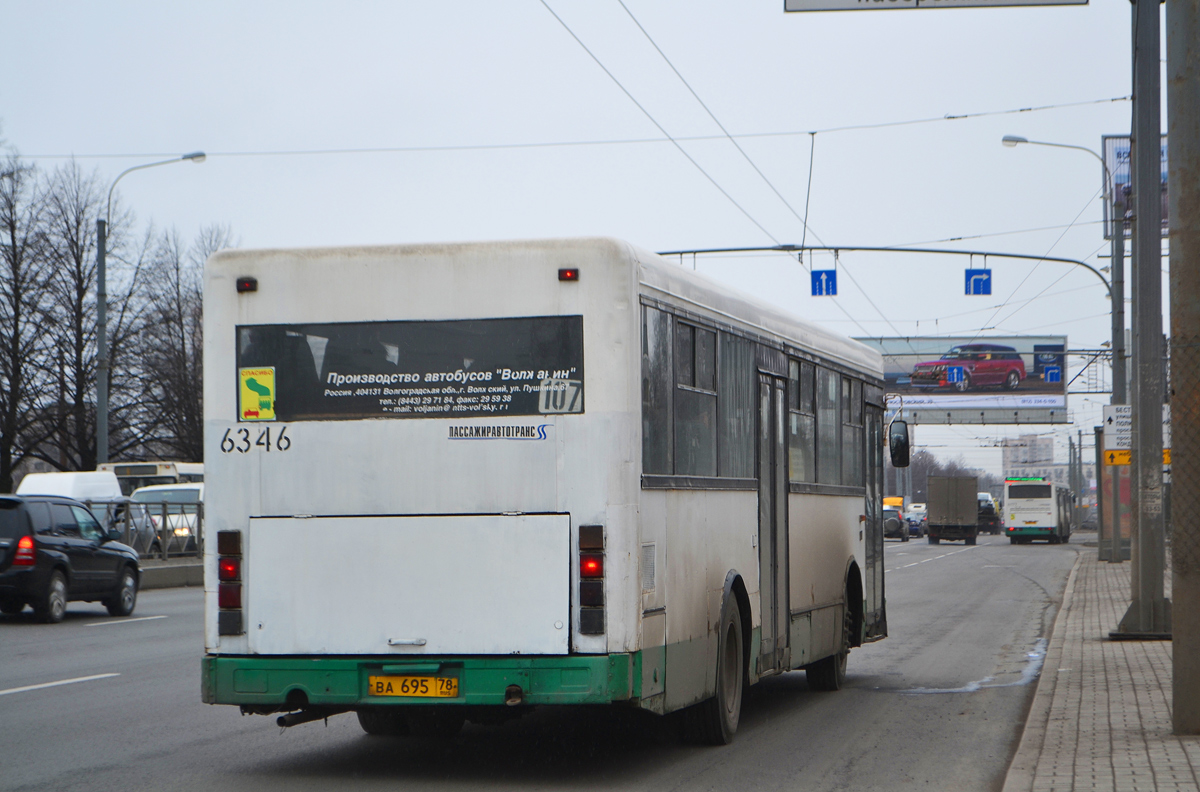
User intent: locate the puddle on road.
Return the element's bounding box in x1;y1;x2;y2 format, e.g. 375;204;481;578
901;638;1047;695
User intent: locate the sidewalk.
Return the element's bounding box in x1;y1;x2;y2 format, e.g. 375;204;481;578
1003;541;1200;792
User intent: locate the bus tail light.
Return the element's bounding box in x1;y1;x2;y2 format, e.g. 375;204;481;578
218;584;242;609
580;554;603;578
13;535;35;566
578;525;604;635
217;530;244;636
218;557;240;581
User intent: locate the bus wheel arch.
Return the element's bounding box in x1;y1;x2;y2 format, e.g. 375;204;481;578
724;571;752;688
681;571;747;745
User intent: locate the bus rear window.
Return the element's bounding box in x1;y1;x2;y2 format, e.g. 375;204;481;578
1008;485;1051;499
236;315;584;422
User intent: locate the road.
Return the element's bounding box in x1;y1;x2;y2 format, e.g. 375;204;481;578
0;533;1080;792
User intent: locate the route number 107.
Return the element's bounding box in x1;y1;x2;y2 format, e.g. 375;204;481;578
221;426;291;454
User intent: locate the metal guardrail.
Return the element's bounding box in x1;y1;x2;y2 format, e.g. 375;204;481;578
85;500;204;560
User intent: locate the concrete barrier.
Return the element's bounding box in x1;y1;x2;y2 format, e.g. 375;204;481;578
140;563;203;590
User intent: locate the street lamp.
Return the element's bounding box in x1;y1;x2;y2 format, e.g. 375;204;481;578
1000;135;1125;405
95;151;205;465
1003;134;1132;567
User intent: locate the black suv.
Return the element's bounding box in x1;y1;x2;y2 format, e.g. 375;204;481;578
0;495;139;623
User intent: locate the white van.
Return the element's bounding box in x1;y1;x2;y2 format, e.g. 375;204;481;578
17;471;123;500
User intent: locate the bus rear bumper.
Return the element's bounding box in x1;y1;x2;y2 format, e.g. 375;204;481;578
1006;527;1057;538
201;653;635;708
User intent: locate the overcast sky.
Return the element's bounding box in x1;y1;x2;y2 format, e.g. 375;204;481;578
2;1;1168;474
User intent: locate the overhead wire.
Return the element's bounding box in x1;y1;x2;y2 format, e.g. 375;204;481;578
616;0;825;247
19;97;1130;161
537;0;783;245
960;186;1103;347
610;1;929;344
986;189;1105;330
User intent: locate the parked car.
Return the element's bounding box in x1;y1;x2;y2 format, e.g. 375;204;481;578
910;344;1026;392
0;495;139;622
884;507;909;541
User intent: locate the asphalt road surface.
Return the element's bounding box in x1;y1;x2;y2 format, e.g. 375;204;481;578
0;533;1080;792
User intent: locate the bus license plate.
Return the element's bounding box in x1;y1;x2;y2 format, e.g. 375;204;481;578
368;675;458;698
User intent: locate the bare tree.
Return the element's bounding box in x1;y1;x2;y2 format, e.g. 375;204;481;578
38;160;144;471
0;156;55;491
134;225;234;461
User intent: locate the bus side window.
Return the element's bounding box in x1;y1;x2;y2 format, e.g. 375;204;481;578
816;367;841;485
787;359;816;483
674;322;717;477
841;378;864;487
717;332;754;478
642;307;672;475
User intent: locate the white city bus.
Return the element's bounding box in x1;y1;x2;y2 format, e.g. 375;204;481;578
201;238;907;743
96;461;204;495
1004;477;1073;544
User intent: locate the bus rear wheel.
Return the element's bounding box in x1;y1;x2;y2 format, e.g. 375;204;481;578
682;595;744;745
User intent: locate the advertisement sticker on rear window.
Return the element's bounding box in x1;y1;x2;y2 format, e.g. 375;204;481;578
235;316;583;421
239;368;276;421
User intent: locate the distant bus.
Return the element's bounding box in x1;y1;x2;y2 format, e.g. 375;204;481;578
200;238;909;745
96;461;203;495
1004;477;1072;544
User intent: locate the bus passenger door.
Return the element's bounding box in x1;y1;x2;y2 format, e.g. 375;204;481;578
863;405;886;640
758;374;789;673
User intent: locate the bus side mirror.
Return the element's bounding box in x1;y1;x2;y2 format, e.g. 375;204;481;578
888;420;910;468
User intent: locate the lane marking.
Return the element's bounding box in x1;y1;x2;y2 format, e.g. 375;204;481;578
885;541;984;573
0;673;120;697
85;615;167;628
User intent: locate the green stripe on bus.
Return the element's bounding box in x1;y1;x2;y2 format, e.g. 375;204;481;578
202;654;635;707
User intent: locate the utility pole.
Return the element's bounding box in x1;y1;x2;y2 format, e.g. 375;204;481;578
1112;189;1127;405
1168;0;1200;734
95;219;108;466
1116;0;1171;638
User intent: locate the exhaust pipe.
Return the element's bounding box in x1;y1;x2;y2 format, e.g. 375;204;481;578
504;685;524;706
276;707;349;728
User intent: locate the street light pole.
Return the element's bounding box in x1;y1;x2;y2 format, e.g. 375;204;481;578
1000;136;1125;403
94;151;205;466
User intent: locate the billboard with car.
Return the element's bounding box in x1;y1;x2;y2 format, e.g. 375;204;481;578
853;335;1068;425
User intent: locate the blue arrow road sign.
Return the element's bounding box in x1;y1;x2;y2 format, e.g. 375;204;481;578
811;270;837;296
1043;365;1062;383
947;366;964;384
965;268;992;295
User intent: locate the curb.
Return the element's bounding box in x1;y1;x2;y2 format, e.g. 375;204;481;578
1000;551;1084;792
140;563;203;590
